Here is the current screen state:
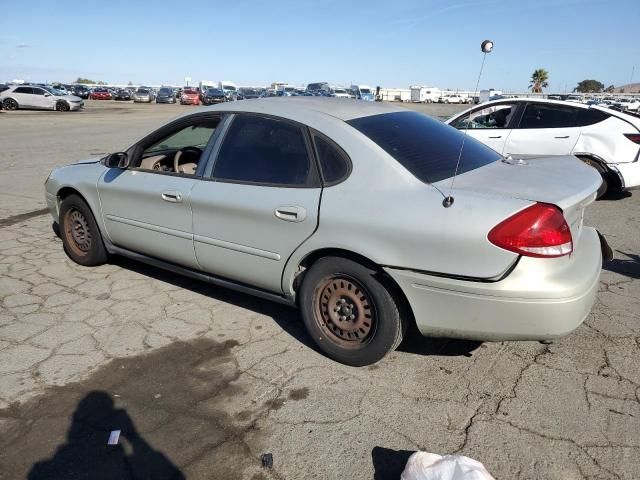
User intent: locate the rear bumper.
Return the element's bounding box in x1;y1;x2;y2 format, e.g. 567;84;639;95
386;227;603;341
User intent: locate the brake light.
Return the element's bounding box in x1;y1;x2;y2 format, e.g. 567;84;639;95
623;133;640;144
488;203;573;258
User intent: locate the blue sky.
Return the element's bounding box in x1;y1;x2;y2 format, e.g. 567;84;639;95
1;0;638;91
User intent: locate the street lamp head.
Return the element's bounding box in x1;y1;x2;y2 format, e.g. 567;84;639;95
481;40;494;53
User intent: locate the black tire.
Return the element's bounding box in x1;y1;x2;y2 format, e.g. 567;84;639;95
299;257;405;366
59;194;108;266
3;98;18;110
56;101;70;112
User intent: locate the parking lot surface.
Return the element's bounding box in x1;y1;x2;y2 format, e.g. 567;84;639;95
0;101;639;479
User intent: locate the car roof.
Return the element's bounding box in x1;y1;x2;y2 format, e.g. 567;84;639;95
478;97;594;110
189;97;407;121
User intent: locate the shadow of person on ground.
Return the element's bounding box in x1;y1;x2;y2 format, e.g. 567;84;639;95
28;391;184;480
371;446;415;479
604;251;640;280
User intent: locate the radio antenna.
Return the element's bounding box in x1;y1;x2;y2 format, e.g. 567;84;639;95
443;39;494;208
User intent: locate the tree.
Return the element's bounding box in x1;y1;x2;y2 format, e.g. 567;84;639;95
574;79;604;93
75;77;101;84
529;69;549;93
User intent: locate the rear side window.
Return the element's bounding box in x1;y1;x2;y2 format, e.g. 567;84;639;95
519;104;577;129
576;108;609;127
347;111;501;184
312;134;351;185
213;115;318;187
14;87;33;94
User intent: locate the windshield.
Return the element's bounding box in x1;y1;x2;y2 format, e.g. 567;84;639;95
348;111;501;184
137;89;150;94
184;89;197;94
334;88;347;94
223;85;236;91
284;87;295;92
359;88;371;94
43;86;64;96
207;88;224;95
159;88;172;95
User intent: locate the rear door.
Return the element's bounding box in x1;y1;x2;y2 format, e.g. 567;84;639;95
504;102;580;157
12;86;35;107
449;102;521;154
191;113;322;293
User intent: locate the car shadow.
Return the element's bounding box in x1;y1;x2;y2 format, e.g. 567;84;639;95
604;251;640;280
371;446;415;479
599;190;632;201
27;391;185;480
110;256;482;360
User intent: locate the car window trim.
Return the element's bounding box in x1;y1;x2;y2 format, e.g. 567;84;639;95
126;112;225;178
205;112;321;189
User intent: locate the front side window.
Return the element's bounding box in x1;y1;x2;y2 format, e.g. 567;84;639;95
136;117;220;174
452;103;517;129
32;88;46;96
519;104;577;129
213;115;317;187
348;111;501;184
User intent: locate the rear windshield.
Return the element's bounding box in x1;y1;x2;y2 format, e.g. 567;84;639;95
348;111;501;184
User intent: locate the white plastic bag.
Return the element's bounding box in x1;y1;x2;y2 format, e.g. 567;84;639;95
400;451;495;480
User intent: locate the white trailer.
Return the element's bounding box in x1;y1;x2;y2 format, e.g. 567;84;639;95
479;89;502;103
199;80;216;92
379;88;411;102
410;86;441;103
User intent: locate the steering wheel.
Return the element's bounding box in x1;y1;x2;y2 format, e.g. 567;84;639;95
174;146;203;173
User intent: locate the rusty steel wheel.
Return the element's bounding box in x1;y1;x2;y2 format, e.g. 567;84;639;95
58;194;107;266
313;276;377;349
300;257;405;366
63;209;92;257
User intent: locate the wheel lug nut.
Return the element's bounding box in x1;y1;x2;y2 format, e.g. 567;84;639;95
350;315;355;320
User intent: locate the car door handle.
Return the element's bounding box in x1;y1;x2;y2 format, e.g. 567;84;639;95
488;135;502;139
554;136;570;139
275;206;306;222
161;191;182;203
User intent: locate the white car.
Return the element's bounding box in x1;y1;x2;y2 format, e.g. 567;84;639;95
614;98;640;112
447;98;640;197
441;94;469;104
0;85;84;111
329;87;351;98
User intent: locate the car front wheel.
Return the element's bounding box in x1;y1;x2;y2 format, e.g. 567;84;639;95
59;194;108;266
3;98;18;110
299;257;406;366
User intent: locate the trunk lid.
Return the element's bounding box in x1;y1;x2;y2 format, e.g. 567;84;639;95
437;155;601;243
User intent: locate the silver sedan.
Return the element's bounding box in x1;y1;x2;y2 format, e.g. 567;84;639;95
44;98;607;365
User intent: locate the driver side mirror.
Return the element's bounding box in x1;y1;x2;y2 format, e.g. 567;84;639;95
44;93;51;97
104;152;130;169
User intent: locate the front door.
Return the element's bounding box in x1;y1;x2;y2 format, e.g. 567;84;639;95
449;102;519;154
504;102;580;157
191;113;322;293
31;87;56;109
98;115;221;269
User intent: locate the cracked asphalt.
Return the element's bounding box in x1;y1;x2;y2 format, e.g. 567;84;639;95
1;102;639;479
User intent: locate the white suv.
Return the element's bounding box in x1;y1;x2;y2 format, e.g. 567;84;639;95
0;85;84;111
447;98;640;197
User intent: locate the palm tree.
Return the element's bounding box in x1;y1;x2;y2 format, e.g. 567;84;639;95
529;69;549;93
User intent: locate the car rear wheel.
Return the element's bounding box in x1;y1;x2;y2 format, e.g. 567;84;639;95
56;101;70;112
59;194;108;266
299;257;405;366
578;156;610;199
3;98;18;110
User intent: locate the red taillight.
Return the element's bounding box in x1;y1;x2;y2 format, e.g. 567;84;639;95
623;133;640;144
488;203;573;258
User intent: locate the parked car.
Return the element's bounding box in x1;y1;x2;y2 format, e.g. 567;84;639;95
202;88;226;105
132;88;154;103
329;86;350;98
156;87;176;104
180;88;201;105
612;98;640;112
441;94;469;104
447;98;640;197
89;88;112;100
113;89;132;101
71;85;91;99
44;98;607;366
0;85;84;111
237;88;260;100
